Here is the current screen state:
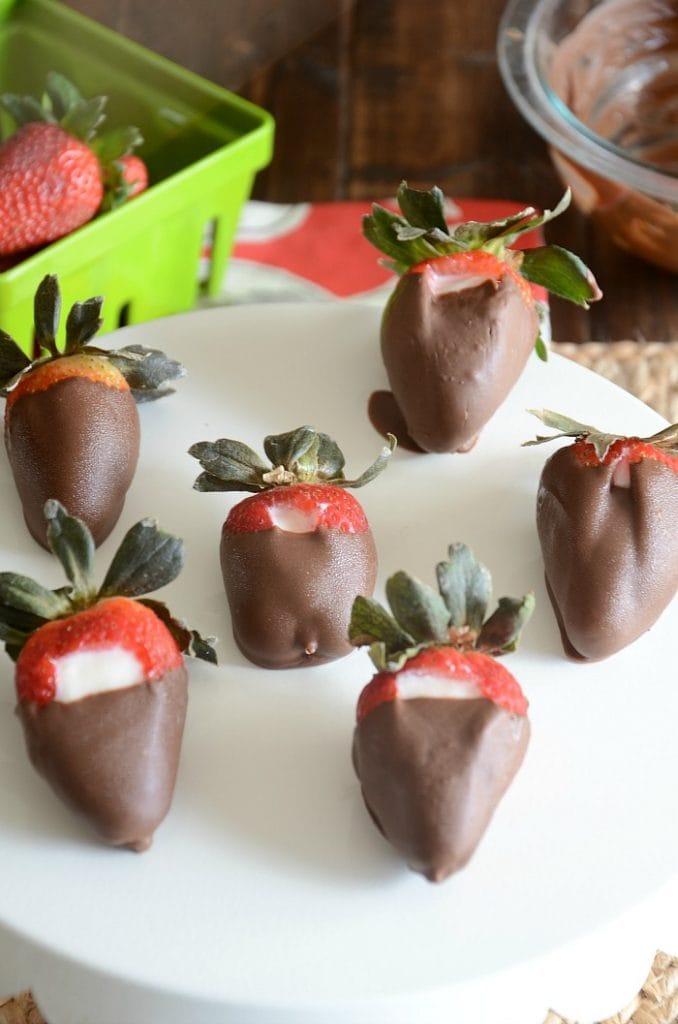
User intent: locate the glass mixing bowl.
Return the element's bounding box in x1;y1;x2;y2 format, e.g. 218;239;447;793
498;0;678;273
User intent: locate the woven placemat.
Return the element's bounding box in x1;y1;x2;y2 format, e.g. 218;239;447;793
552;341;678;423
1;342;676;1024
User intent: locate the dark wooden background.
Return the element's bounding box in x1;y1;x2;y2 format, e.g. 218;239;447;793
63;0;678;344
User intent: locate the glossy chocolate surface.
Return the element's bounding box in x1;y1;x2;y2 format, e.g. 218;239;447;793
17;666;188;851
353;696;530;882
221;526;377;669
380;269;538;453
5;376;140;548
537;449;678;660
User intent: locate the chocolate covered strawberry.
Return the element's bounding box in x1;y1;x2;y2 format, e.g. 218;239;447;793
1;274;183;548
0;72;146;254
349;543;533;882
363;183;601;453
0;500;215;850
190;425;395;669
526;410;678;660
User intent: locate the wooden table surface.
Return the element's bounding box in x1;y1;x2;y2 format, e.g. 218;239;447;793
64;0;678;344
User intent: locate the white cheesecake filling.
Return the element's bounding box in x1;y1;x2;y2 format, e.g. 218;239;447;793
425;267;493;297
395;672;481;701
611;457;631;488
53;647;145;703
268;505;318;533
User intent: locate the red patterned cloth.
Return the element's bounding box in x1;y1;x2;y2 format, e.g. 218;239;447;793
220;198;547;306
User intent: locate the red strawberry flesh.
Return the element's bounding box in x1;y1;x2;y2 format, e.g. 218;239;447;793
572;437;678;474
357;646;529;722
224;482;369;534
0;123;103;254
411;250;535;307
119;154;148;197
16;597;183;706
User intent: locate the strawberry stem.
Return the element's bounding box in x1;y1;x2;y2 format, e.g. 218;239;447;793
191;426;396;494
349;543;534;672
362;182;602;312
0;276;184;399
524;409;678;460
0;502;217;663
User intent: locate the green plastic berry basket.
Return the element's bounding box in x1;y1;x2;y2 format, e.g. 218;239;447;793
0;0;274;352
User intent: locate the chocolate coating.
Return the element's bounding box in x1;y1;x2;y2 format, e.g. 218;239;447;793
353;697;530;882
5;376;140;548
221;526;377;669
380;270;538;453
537;449;678;660
17;666;188;851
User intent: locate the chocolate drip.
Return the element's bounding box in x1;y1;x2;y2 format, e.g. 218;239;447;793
380;270;538;453
17;666;188;851
367;390;425;453
221;526;377;669
5;376;140;548
353;697;530;882
537;450;678;660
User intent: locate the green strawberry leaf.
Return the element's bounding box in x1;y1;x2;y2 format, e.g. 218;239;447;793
92;124;143;163
0;571;72;622
519;245;602;308
99;160;135;212
33;275;61;358
0;93;48;127
385;570;450;644
436;542;492;632
64;296;104;353
452;207;536;248
189;629;218;664
189;438;268;492
534;333;549;362
138;598;218;664
99;519;184;599
349;595;416;669
646;423;678;454
106;344;185;402
264;426;319;475
338;433;396;488
312;431;347;480
0;330;32;390
61;94;107;141
362;204;447;274
44;500;95;602
45;71;82;120
477;593;535;654
500;190;573;246
395;182;449;233
0;620;32;661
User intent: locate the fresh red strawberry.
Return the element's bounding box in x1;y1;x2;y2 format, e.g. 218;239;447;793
363;182;602;453
526;410;678;660
0;501;216;851
0;122;102;254
98;145;149;212
119;153;148;197
349;542;533;882
0;72;145;255
1;274;184;548
190;425;395;669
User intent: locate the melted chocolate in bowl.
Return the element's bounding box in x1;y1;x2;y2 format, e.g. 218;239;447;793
550;0;678;174
547;0;678;270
